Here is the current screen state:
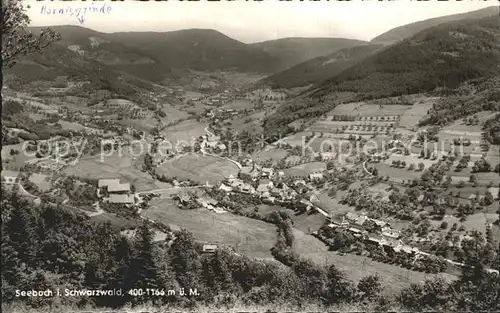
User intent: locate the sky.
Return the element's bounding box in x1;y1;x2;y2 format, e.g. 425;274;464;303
26;0;497;43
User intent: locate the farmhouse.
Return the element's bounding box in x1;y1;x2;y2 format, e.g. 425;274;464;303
197;197;219;210
202;244;218;253
239;166;256;180
382;228;401;239
219;183;232;192
309;172;324;181
261;167;275;178
108;182;130;193
257;182;271;193
354;215;369;226
345;212;359;222
305;191;320;202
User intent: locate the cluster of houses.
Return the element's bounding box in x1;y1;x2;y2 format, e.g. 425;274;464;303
200;92;233;106
97;178;135;205
319;213;430;259
237;162;282;181
205;108;239;120
201;134;227;151
328;212;402;239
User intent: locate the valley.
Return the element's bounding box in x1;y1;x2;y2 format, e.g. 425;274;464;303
2;2;500;312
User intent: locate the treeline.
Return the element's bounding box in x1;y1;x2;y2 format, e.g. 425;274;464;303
419;77;500;127
0;188;373;310
483;113;500;145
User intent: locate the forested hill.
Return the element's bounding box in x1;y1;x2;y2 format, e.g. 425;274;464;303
371;6;499;45
310;16;500;100
259;44;383;89
262;16;500;137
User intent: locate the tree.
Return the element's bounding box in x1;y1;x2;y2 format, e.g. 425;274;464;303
1;0;60;68
1;0;59;170
127;224;160;302
440;221;448;230
418;162;425;171
328;186;337;198
357;274;382;300
469;174;478;186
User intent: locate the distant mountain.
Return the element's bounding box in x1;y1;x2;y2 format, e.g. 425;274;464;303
311;16;500;99
251;37;369;71
25;26;283;84
108;28;283;75
259;44;383;89
371;6;499;45
263;16;500;136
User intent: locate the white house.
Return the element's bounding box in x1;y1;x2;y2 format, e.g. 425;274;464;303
219;183;232;192
202;244;218;253
309;172;324;181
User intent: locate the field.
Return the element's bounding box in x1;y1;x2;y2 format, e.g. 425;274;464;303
427;212;498;234
230;110;266;134
90;212;141;230
398;97;437;128
116;117;157;133
144;198;278;258
315;191;354;215
282;162;326;177
162;119;206;143
328;102;409;116
291;228;457;294
373;163;422;182
29;173;52;192
63;149;159;191
251;147;289;163
2;143;38;168
155;154;239;184
244;205;327;234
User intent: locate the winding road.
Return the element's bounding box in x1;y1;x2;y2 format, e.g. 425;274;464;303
200;126;242;169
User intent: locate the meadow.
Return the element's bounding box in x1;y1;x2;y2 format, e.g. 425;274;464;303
63;149;158;191
144;198;278;259
162;119;206;143
155;154;239;184
291;228;457;295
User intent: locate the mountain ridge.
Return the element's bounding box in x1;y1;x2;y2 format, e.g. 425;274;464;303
371;6;499;45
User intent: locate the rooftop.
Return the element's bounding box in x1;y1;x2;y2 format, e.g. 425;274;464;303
98;179;120;188
108;183;131;193
108;194;134;204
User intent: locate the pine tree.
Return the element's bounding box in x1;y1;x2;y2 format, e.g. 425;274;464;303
169;230;201;290
131;224;159;287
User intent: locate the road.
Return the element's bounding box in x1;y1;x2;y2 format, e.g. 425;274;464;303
200;125;242;169
139;185;202;195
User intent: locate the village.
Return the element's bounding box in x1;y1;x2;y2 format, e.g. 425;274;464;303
2;75;499;282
